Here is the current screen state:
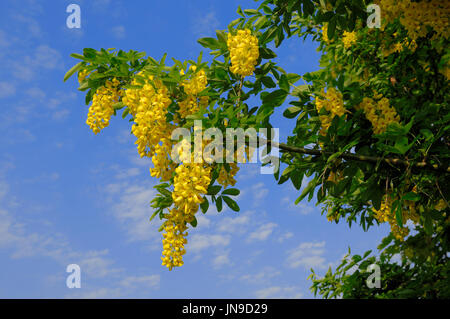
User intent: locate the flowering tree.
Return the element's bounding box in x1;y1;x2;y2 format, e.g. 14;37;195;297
64;0;449;298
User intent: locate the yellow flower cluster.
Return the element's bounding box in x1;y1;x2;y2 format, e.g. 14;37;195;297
161;219;187;270
78;69;89;83
315;88;346;136
373;195;419;241
382;37;417;57
376;0;450;40
217;163;239;188
322;24;331;44
173;164;211;217
227;29;259;77
327;169;344;184
161;163;212;270
342;31;357;49
86;78;121;134
129;76;174;158
177;67;209;120
357;96;400;134
150;138;176;181
182;66;207;95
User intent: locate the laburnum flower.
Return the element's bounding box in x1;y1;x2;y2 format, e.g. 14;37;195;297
217;163;239;188
227;29;259;77
357;96;400;134
376;0;450;40
161;220;188;270
86;78;121;134
314;87;346;136
172;164;211;217
130;78;174;158
322;24;331;44
342;31;357;49
150;138;176;181
78;69;89;84
373;195;419;241
182;66;207;95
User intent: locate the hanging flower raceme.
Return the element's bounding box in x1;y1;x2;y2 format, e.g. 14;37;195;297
78;69;90;84
373;194;420;241
161;219;188;270
376;0;450;41
342;31;357;49
130;77;174;158
315;87;346;136
182;66;207;95
150;138;177;181
356;95;400;134
227;29;259;77
86;78;122;134
322;24;331;44
217;163;239;189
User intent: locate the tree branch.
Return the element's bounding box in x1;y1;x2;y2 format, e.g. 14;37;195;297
263;139;450;173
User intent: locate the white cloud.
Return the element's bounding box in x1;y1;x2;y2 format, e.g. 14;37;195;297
26;87;45;100
0;29;10;47
252;183;269;201
191;11;219;37
12;14;42;38
286;241;327;270
188;234;230;253
112;25;126;39
240;267;280;284
0;177;123;280
106;181;161;244
277;232;294;243
254;286;303;299
212;250;231;269
247;223;277;242
12;45;63;81
217;213;250;234
119;275;160;289
0;82;16;98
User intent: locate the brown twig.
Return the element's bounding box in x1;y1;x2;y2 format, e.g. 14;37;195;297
261;138;450;173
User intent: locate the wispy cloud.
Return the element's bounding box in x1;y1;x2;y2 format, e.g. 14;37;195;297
188;233;231;253
191;11;220;37
247;223;277;243
0;82;16;98
112;25;126;39
286;241;327;270
254;285;303;299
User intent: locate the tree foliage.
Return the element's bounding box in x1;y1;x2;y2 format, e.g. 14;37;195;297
65;0;449;298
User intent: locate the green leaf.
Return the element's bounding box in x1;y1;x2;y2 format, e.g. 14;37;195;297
222;188;240;196
262;89;288;106
222;196;240;212
283;106;302;118
327;17;336;40
261;76;276;88
279;74;290;92
200;197;209;214
259;47;277;59
70;53;85;60
291;84;309;96
402;192;421;202
243;9;259;16
208;185;222;196
197;37;221;50
63;62;83;82
291;172;303;190
295;177;318;204
216;196;223;212
190;216;198;227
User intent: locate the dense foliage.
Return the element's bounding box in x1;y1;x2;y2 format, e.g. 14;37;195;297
65;0;449;298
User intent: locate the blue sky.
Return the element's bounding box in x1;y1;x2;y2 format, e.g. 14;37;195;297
0;0;391;298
